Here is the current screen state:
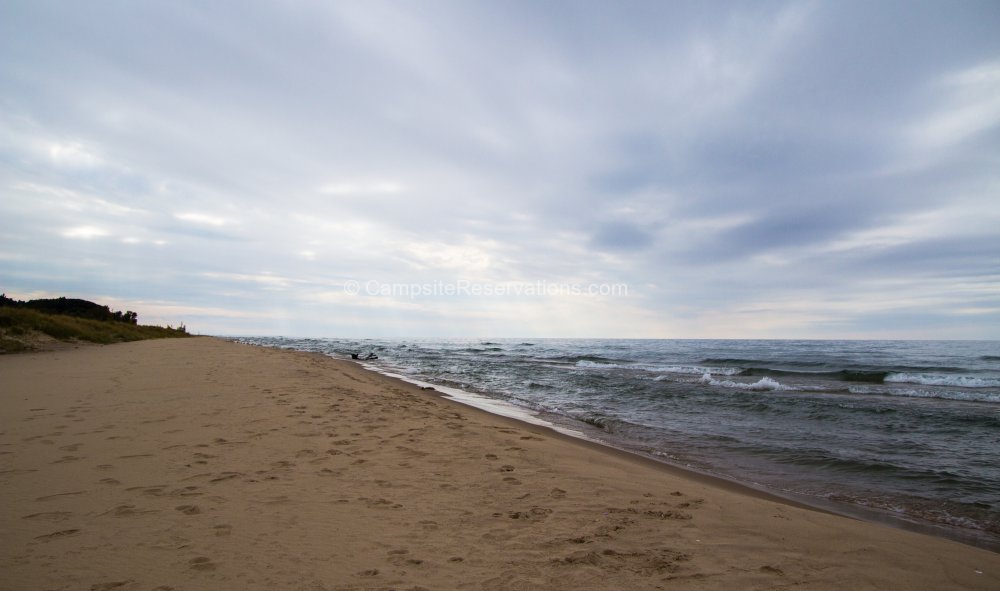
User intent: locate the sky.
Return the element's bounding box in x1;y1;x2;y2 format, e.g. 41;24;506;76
1;0;999;339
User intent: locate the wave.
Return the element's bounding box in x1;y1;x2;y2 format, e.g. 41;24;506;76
455;346;505;354
685;365;992;386
699;374;792;392
694;375;1000;403
555;354;627;364
578;414;616;432
737;368;890;383
700;357;828;368
574;359;630;368
653;365;743;376
885;373;1000;388
849;385;1000;404
581;361;746;376
772;449;908;474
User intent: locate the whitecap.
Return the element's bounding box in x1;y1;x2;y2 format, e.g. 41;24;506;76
649;365;743;376
575;360;626;369
699;373;790;391
849;385;1000;404
885;373;1000;388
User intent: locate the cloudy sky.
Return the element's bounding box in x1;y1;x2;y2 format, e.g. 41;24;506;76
2;1;999;338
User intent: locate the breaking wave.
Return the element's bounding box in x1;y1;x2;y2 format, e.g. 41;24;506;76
885;373;1000;388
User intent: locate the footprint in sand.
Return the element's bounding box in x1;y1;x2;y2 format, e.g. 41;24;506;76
89;580;132;590
124;485;165;496
36;491;85;502
175;504;201;515
22;511;73;521
209;472;243;483
643;509;692;520
104;504;159;517
169;486;202;497
362;497;401;509
188;556;216;571
213;524;232;537
502;477;522;485
34;528;81;540
512;507;553;520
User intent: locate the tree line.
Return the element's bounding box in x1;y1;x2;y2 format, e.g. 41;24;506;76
0;295;139;324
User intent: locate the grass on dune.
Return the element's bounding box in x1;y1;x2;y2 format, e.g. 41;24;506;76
0;307;190;353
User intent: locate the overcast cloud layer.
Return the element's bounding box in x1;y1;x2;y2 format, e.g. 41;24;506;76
2;1;999;338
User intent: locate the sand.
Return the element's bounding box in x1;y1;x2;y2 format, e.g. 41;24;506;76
1;337;997;590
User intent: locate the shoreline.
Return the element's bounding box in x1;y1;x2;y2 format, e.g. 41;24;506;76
2;337;998;589
354;355;1000;553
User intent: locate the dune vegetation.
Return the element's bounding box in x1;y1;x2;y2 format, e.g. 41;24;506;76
0;297;189;353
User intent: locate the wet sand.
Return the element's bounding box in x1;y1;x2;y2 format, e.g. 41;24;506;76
1;337;997;590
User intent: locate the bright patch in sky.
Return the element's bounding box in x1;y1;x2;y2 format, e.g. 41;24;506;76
174;213;232;227
61;226;109;240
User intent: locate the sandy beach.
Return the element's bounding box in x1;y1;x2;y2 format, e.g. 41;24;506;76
1;338;997;590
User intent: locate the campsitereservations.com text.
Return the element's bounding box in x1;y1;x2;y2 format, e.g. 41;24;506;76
343;279;628;299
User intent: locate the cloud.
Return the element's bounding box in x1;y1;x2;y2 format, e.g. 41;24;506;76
174;212;233;227
906;60;1000;153
319;181;405;196
61;226;110;240
1;0;998;338
589;221;656;253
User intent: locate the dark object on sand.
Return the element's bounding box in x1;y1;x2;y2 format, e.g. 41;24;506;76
351;352;378;360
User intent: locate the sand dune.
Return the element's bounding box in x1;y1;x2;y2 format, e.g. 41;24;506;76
1;337;997;590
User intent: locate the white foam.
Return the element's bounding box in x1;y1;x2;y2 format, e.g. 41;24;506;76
578;360;743;376
654;365;743;376
699;373;790;391
360;363;585;438
575;360;625;369
849;385;1000;404
885;373;1000;388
